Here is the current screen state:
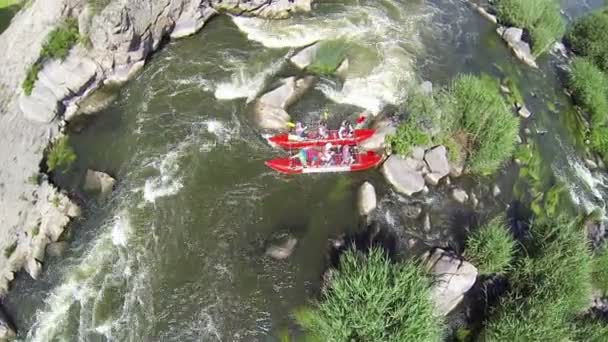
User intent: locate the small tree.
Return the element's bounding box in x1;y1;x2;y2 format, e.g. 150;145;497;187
465;216;516;276
295;247;443;341
47;136;76;172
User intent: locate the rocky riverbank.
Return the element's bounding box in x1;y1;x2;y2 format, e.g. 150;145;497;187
0;0;311;335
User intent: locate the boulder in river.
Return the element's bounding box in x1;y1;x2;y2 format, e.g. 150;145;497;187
382;155;425;196
424;248;478;316
335;58;349;80
290;42;320;69
255;76;315;131
358;182;377;217
497;26;538;68
83;170;116;198
424;145;450;185
266;236;298;260
452;188;469;204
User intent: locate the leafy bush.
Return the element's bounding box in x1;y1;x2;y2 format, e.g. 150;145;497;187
465;216;515;275
566;8;608;73
22;62;41;96
592;244;608;293
307;40;347;75
46;136;77;172
386;119;430;156
482;218;593;341
496;0;565;56
450;75;519;174
295;247;443;342
568;57;608;126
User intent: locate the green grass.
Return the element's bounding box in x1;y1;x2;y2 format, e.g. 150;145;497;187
481;217;593;341
571;317;608;342
46;136;76;172
450;75;520;174
22;18;79;95
0;0;19;9
502;76;523;107
307;40;348;75
295;247;443;342
569;57;608;126
495;0;565;56
566;8;608;73
465;216;516;276
386;119;430;156
592;244;608;293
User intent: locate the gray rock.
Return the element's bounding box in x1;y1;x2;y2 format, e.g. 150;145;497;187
500;85;511;94
258;76;314;110
452;189;469;204
424;248;478;316
256;103;291;131
105;60;145;86
412;146;425;161
335;58;349;80
420;81;433;95
518;105;532;118
424;172;444;186
73;87;118;117
382;155;425;196
266;237;298;260
468;1;498;24
36;48;98;101
470;193;479;208
449;162;464;178
83;170;115;198
585;158;599;170
423;213;431;232
360;121;396;151
497;26;538;68
424;145;450;179
45;241;68;258
19;86;60;123
290;42;320;69
492;184;501;197
358;182;377;217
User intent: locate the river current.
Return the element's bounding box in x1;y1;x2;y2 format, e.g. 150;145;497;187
4;0;608;340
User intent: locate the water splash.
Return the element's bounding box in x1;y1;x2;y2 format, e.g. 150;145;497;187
143;150;184;203
214;58;285;103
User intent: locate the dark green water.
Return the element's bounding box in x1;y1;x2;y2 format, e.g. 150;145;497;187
4;0;608;340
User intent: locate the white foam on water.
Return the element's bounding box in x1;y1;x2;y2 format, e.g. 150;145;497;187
143;150;184;203
555;153;608;215
214;58;285;103
27;213;134;342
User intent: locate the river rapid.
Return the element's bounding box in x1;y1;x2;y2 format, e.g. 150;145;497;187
4;0;608;340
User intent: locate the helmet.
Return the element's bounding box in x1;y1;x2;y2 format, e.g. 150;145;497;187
325;143;333;149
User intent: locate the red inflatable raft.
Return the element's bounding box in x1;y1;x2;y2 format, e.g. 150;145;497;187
268;129;375;149
265;151;382;174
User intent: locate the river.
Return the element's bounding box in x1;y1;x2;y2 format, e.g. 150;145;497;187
4;0;607;340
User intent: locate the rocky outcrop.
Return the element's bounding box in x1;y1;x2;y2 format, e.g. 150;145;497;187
255;76;315;130
382;155;425;196
424;248;478;316
497;26;538;68
83;169;116;199
0;0;313;297
266;236;298;260
358;181;377;217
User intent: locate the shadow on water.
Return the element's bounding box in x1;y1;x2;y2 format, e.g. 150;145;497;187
0;4;20;34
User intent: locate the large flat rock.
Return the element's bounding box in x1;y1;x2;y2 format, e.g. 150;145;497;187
382;155;425;196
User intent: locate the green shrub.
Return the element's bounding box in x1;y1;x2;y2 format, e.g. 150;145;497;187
568;57;608;126
496;0;565;56
590;126;608;160
450;75;519;174
22;62;41;96
482;218;593;341
295;247;443;342
386;119;430;156
566;8;608;73
46;136;77;172
41;18;80;60
465;216;515;275
592;244;608;293
307;40;347;75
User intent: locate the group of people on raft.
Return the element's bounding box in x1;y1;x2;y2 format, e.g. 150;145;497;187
291;120;357;168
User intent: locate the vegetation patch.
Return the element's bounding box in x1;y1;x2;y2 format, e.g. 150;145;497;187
295;247;443;341
22;18;80;95
307;40;348;75
568;57;608;126
3;241;17;258
386;119;430;156
465;216;515;276
495;0;565;56
481;218;593;341
592;244;608;294
566;8;608;73
46;136;77;172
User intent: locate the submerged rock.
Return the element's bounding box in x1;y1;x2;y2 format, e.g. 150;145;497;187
358;182;377;217
83;170;116;199
424;248;478;316
452;189;469;204
45;241;68;258
266;236;298;260
382;155;425;196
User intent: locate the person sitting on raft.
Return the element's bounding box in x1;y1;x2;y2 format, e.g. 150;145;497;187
296;147;320;168
338;120;354;139
294;121;307;138
318;120;329;139
341;145;354;165
321;143;335;166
